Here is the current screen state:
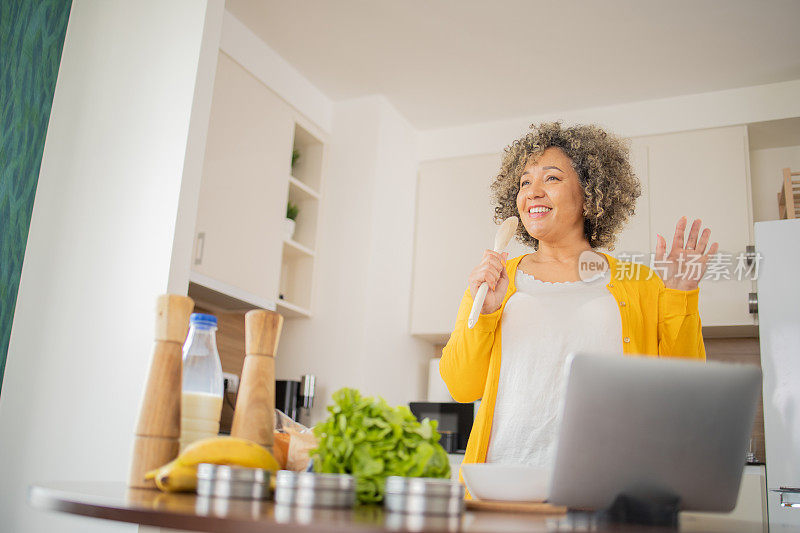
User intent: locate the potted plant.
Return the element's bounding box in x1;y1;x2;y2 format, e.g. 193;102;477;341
291;149;300;170
286;201;299;240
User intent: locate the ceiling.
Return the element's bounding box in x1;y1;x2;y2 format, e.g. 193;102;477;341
226;0;800;130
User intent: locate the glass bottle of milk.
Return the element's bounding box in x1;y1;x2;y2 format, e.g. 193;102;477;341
180;313;224;451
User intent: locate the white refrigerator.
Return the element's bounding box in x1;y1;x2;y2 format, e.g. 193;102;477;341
755;218;800;527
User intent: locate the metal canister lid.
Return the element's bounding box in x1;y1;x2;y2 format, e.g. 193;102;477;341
275;470;355;491
196;463;270;484
196;477;271;500
274;470;356;508
384;476;465;498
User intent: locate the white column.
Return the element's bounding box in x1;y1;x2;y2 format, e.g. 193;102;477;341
0;1;223;531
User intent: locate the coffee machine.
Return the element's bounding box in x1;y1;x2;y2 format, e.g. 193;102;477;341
275;374;315;427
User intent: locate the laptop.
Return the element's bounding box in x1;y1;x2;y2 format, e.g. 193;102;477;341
546;353;761;512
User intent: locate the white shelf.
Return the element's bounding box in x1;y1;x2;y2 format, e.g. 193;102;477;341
276;298;311;318
283;238;314;259
188;271;276;313
289;175;320;200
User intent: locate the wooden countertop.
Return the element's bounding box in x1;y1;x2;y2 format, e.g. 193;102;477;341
27;482;782;532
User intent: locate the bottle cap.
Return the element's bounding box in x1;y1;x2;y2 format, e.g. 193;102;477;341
190;313;218;328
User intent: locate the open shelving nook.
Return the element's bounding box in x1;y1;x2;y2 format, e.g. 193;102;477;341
278;120;326;318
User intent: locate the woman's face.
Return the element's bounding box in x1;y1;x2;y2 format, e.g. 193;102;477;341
516;147;586;245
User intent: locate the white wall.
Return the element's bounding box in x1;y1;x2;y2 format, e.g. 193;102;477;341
357;99;432;405
219;11;333;136
275;96;431;422
750;145;800;222
0;1;223;532
418;79;800;162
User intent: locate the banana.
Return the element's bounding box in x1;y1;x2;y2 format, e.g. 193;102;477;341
146;436;280;493
176;436;280;472
151;460;199;493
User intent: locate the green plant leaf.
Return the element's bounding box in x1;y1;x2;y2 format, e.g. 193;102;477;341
310;388;451;503
286;201;299;220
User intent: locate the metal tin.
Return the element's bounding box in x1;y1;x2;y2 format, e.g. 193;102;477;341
274;470;356;508
383;477;465;516
197;463;270;483
195;464;271;500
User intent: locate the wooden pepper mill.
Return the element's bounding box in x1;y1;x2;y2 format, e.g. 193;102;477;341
128;294;194;489
231;309;284;453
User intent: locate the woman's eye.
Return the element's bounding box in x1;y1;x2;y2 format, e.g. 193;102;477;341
546;175;559;181
520;179;530;187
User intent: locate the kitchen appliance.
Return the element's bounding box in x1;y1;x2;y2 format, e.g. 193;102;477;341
547;353;761;514
275;374;316;425
276;380;300;421
298;374;315;427
755;219;800;526
408;402;474;453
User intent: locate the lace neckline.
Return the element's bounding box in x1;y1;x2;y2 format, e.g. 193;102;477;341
515;268;608;285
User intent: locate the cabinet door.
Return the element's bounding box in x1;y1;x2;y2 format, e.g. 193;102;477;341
410;154;532;338
643;126;754;327
193;52;294;300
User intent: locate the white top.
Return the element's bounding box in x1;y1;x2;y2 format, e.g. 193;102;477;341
485;266;623;469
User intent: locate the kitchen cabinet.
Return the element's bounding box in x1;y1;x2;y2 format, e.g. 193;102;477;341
410;126;756;341
193;51;294;301
410;153;533;341
639;126;755;328
682;465;767;530
191;52;327;318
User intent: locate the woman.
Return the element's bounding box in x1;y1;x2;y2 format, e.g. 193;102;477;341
440;122;718;478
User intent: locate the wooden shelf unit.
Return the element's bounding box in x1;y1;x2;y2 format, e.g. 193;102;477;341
778;167;800;219
278;120;326;316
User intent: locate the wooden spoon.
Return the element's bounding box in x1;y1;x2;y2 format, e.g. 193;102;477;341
468;216;519;329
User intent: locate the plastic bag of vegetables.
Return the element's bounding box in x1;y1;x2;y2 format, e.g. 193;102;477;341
310;388;451;503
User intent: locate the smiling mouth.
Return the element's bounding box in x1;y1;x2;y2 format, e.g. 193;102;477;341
528;206;552;219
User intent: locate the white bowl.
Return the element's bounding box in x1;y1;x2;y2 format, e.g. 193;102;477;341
460;463;551;502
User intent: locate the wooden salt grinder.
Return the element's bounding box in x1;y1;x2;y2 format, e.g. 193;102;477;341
128;294;194;489
230;309;284;453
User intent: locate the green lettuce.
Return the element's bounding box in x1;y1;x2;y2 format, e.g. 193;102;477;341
311;388;451;503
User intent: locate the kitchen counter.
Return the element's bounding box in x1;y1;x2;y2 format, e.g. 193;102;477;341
28;481;788;532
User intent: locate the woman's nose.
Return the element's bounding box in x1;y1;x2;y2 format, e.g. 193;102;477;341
526;181;545;199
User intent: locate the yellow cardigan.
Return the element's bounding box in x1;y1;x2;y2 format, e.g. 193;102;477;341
440;252;706;477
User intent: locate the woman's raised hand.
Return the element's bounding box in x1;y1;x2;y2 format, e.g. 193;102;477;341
469;250;510;314
655;216;719;291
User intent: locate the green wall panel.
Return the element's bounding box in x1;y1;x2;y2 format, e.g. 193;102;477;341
0;0;72;393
